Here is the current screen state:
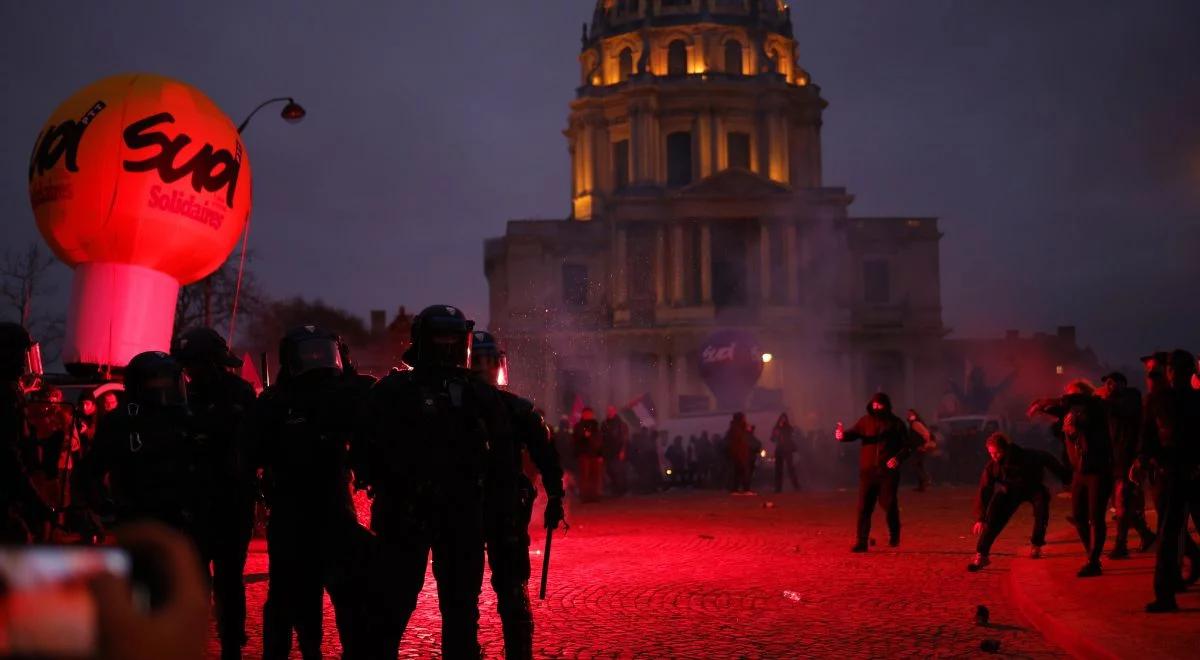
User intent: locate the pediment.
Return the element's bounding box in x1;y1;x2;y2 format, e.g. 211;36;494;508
674;169;793;198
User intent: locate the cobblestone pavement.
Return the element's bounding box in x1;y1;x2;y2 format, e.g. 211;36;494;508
210;487;1068;658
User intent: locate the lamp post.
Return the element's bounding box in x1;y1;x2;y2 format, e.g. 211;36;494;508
237;96;306;134
209;96;306;340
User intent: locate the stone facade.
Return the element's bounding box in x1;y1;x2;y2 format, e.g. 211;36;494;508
485;0;945;427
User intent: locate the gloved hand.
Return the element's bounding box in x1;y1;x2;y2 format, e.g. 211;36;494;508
544;496;565;531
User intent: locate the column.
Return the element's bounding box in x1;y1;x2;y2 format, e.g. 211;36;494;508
759;221;772;303
697;111;714;178
711;111;723;173
767;110;789;184
700;222;713;304
654;225;666;305
629;105;644;183
671;223;685;305
784;223;800;305
580;122;594;194
645;109;661;185
710;113;729;170
672;347;687;401
615;226;629;308
656;350;670;415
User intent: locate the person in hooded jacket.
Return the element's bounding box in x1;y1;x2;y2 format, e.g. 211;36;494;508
772;413;800;493
241;326;376;659
967;432;1070;571
573;408;603;502
836;393;915;552
726;412;754;494
1137;350;1200;612
1098;372;1156;558
1029;380;1115;577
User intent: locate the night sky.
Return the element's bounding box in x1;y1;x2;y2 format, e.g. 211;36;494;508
2;1;1197;365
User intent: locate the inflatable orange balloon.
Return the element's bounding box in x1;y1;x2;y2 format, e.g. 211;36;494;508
28;73;251;369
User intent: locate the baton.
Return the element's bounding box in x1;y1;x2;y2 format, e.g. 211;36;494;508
539;528;553;600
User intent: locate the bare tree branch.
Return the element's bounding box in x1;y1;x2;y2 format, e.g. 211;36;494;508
0;243;64;361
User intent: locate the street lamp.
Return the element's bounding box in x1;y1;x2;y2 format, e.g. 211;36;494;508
237;96;306;134
220;96;306;342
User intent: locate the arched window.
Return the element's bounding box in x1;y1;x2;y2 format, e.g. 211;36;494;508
724;40;743;75
667;40;688;76
666;131;693;187
618;48;634;82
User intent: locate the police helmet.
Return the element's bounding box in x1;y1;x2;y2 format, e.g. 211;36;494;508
279;325;347;380
404;305;474;369
124;352;188;409
172;327;242;369
470;330;507;386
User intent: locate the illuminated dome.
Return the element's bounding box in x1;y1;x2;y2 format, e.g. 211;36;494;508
588;0;794;44
579;0;809;91
567;0;821;220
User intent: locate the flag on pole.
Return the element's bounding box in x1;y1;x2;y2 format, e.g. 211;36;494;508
621;393;657;429
240;352;264;394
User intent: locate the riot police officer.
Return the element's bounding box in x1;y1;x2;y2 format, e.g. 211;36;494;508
0;322;52;542
172;327;257;660
470;330;565;660
75;352;203;535
353;305;521;659
242;326;376;659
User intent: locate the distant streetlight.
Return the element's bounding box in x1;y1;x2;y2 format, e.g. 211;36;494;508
237;96;306;134
761;353;773;364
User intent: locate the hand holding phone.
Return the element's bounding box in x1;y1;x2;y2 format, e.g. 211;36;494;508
90;522;208;660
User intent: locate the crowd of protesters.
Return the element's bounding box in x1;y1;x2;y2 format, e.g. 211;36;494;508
962;349;1200;613
557;407;846;499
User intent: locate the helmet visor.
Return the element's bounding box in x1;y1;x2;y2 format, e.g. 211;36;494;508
138;374;188;408
422;330;472;368
287;337;344;377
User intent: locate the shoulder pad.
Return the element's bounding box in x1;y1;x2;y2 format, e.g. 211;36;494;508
374;370;417;394
498;389;535;415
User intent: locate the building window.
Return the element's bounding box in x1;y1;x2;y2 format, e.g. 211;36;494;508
563;264;589;306
712;223;749;308
613;139;630;189
618;48;634;82
726;131;750;170
667;40;688;76
666;131;693;187
724;40;743;75
863;260;890;304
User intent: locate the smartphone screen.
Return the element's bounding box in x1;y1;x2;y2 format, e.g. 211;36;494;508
0;546;129;657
